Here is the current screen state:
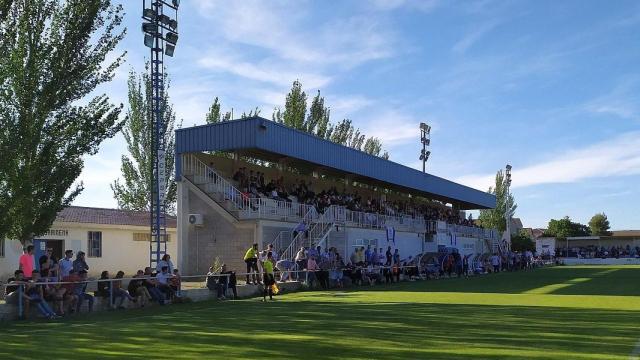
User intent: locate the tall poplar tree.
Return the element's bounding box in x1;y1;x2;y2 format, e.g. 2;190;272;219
111;68;179;214
478;170;517;232
0;0;126;244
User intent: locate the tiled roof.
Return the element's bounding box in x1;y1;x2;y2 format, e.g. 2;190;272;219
56;206;177;228
609;230;640;237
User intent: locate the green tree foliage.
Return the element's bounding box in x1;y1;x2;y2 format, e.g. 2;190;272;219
240;107;261;119
544;216;590;239
511;231;535;252
111;68;179;214
308;90;331;137
205;97;222;124
588;212;611;236
478;170;517;232
0;0;125;244
282;80;307;130
363;137;384;157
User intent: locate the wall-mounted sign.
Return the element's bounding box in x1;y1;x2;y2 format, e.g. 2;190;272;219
42;229;69;237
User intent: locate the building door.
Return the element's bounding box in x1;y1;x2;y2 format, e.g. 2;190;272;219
47;240;64;260
33;239;47;270
33;239;65;270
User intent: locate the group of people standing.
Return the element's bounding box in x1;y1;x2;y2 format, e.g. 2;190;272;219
4;246;182;320
243;243;279;301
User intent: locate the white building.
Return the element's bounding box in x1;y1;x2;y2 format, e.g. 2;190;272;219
0;206;177;280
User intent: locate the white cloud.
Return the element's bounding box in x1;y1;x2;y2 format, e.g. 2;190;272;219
359;110;431;146
455;131;640;190
198;55;332;89
369;0;440;12
452;21;500;54
192;0;397;97
583;77;640;122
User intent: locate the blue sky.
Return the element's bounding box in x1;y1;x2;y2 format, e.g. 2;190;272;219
74;0;640;230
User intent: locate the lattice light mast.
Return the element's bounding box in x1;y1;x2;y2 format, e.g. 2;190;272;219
419;123;431;173
142;0;180;267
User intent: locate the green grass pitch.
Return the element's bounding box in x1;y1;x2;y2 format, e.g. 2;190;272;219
2;265;640;359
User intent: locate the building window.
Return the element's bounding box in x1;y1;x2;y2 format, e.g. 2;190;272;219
0;238;4;257
87;231;102;258
133;233;170;242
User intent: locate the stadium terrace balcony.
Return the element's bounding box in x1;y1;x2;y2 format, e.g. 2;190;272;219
175;117;496;210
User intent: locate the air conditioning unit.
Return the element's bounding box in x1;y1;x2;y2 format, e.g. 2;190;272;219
188;214;203;226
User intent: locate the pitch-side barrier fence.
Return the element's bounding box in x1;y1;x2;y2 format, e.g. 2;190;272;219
2;265;419;319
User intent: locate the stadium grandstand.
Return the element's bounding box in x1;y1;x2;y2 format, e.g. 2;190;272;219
174;117;502;276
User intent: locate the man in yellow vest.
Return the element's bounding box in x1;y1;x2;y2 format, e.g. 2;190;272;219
244;243;259;285
262;251;275;302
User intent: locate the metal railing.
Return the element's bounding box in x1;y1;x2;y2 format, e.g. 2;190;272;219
272;206;318;252
280;205;339;262
182;154;500;242
182;154;248;211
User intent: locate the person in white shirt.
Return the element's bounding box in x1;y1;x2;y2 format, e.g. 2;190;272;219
59;250;74;278
490;254;501;273
294;247;307;281
156;266;175;300
266;244;279;262
156;254;175;274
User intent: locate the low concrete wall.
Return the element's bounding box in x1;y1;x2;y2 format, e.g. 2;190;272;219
0;281;303;322
563;257;640;265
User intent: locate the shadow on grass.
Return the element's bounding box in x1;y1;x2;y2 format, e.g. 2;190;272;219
378;267;640;296
1;296;639;360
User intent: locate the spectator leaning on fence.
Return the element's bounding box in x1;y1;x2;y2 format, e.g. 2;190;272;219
220;264;238;299
25;270;59;319
129;270;151;308
112;271;135;309
5;270;30;315
294;246;306;281
75;270;94;313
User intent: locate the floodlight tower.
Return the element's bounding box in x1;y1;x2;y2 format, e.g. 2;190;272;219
419;123;431;173
142;0;180;268
504;164;513;251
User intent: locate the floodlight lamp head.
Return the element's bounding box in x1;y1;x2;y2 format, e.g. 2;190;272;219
169;19;178;30
143;8;156;19
165;32;178;45
142;22;158;35
506;164;512;172
165;44;175;57
173;0;180;7
144;34;154;48
159;14;171;25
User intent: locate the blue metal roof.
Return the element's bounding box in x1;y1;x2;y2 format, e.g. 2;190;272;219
175;117;495;209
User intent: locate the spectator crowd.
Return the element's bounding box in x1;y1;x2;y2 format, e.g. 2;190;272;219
3;246;184;320
230;166;476;227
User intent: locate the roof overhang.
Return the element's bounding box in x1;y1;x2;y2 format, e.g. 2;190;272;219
175;117;496;210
